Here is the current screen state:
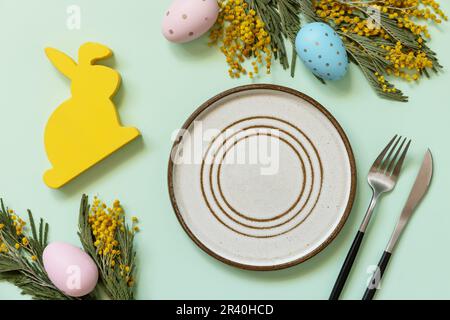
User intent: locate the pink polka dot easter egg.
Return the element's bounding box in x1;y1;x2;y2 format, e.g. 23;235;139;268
162;0;219;43
43;242;98;297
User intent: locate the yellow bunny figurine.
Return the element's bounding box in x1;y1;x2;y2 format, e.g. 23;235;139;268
43;42;140;189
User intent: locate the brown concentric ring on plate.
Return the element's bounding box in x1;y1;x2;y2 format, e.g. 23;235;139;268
168;84;357;271
215;131;307;223
212;132;307;227
204;122;317;232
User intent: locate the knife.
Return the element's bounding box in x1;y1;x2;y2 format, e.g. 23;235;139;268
362;149;433;300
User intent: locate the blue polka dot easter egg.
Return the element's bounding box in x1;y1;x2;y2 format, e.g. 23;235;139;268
295;22;348;81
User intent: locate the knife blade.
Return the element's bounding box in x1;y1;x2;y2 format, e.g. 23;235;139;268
386;149;433;253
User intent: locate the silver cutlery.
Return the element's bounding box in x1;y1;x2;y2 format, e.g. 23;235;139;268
363;149;433;300
330;135;411;300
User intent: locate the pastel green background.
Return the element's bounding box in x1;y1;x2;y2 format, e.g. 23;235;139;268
0;0;449;300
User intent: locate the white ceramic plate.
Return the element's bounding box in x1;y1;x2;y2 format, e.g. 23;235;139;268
168;85;356;270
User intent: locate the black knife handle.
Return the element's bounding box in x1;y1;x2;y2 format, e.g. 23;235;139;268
329;231;365;300
362;251;392;300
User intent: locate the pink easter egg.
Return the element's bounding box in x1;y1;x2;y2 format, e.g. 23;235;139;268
43;242;98;297
162;0;219;43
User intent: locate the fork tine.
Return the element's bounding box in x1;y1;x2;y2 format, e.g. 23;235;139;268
391;139;411;178
372;135;397;170
386;137;406;173
380;136;402;171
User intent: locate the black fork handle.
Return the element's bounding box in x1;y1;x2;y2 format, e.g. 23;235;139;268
329;231;365;300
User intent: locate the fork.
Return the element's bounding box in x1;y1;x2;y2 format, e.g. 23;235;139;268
329;135;411;300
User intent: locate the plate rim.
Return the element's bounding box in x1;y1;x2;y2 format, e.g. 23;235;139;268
167;84;357;271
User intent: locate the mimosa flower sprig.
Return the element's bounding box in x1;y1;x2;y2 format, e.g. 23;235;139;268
209;0;301;78
0;201;80;300
310;0;447;101
0;196;139;300
78;194;138;300
211;0;447;101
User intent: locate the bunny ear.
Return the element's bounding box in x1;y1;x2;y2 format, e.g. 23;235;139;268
45;47;77;79
78;42;112;66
